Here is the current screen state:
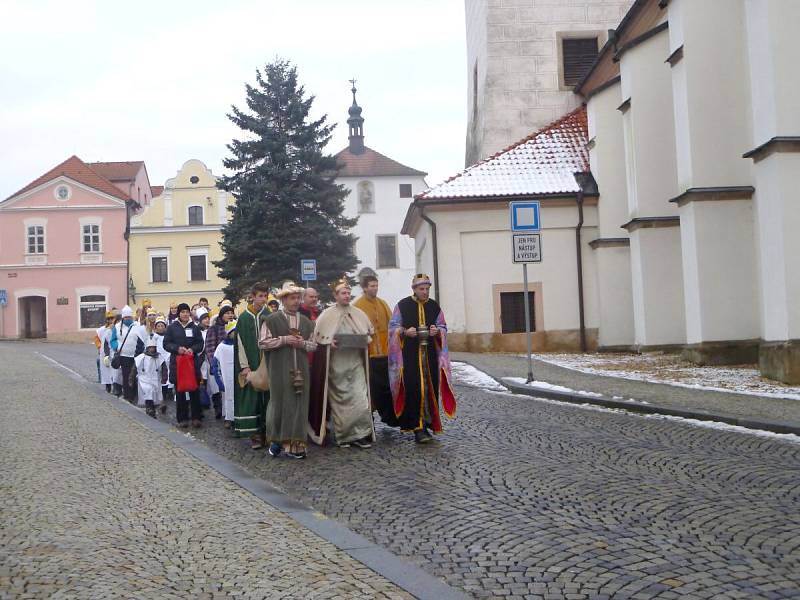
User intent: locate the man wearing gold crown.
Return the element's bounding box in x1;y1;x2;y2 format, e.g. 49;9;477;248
308;279;375;448
258;281;317;459
388;274;457;443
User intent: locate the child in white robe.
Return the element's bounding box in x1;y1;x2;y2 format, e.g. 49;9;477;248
135;339;167;419
211;320;237;429
154;315;172;413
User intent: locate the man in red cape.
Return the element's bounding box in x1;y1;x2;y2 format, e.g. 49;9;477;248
388;274;457;443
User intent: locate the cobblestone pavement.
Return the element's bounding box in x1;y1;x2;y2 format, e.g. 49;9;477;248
0;345;412;600
453;351;800;424
21;343;800;599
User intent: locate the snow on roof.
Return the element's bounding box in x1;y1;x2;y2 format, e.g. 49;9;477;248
418;106;589;201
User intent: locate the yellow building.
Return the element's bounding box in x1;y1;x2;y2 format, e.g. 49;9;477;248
129;159;232;313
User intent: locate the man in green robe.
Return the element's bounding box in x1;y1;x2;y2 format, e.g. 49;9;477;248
259;282;316;459
234;282;270;448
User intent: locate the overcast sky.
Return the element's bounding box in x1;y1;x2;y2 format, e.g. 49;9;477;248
0;1;467;200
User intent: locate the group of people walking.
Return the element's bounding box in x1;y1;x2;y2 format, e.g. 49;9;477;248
94;273;456;460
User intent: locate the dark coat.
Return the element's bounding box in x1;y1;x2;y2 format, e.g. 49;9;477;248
163;319;204;386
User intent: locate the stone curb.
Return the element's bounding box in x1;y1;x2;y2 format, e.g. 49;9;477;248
500;377;800;436
38;351;471;600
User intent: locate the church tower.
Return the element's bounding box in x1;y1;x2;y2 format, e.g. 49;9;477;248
464;0;634;165
347;80;365;155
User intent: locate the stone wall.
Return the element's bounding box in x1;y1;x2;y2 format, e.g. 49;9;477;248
465;0;633;166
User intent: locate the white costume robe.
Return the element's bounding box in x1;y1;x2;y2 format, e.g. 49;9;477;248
97;326;115;385
135;353;165;406
155;333;172;390
213;341;235;421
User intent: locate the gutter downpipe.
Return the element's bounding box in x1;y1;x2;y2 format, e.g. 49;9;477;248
575;189;587;353
418;204;440;302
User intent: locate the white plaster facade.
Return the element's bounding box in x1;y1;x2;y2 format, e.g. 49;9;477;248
465;0;633;165
338;174;427;308
575;0;800;381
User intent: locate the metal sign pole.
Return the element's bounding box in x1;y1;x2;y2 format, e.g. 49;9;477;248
522;263;534;383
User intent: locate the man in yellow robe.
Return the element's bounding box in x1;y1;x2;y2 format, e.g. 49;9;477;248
353;274;398;427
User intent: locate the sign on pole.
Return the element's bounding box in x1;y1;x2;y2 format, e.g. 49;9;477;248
509;202;541;383
300;259;317;282
512;233;542;263
510;201;541;232
0;289;7;306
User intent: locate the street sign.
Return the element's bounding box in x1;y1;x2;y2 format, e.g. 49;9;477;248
510;201;541;232
512;233;542;264
0;289;7;306
300;259;317;282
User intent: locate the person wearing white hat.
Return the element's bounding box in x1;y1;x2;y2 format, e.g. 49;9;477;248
135;337;167;419
110;305;144;402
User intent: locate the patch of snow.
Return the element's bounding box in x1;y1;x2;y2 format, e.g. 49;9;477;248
492;390;800;444
528;352;800;401
506;377;603;398
451;362;506;392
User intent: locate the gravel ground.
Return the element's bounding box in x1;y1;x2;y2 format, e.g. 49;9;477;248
0;344;412;600
21;341;800;600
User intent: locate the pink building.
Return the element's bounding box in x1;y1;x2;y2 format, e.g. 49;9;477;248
0;156;151;340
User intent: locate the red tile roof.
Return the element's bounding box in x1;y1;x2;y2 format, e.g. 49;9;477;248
418;106;589;201
87;161;144;182
5;155;132;202
335;145;426;178
151;185;164;197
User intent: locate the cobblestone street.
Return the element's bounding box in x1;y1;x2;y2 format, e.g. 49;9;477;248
0;345;411;600
5;342;800;599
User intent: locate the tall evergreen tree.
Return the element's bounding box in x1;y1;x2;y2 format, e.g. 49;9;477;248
215;59;357;301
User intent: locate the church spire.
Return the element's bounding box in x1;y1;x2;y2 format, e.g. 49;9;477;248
347;79;365;155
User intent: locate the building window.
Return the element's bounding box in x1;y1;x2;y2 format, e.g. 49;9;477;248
82;224;100;252
376;235;398;269
357;181;375;213
188;206;204;225
79;294;107;329
151;256;169;282
399;184;413;198
27;226;45;254
561;37;600;87
188;248;208;281
500;291;536;334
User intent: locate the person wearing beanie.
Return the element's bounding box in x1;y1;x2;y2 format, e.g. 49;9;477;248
110;305;144;402
163;302;204;428
205;305;236;420
211;319;238;429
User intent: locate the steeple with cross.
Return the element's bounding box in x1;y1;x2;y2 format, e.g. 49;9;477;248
347;79;365;155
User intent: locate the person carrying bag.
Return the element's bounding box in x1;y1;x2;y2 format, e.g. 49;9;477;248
163;303;204;429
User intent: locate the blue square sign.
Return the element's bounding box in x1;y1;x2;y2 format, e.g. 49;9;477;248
300;259;317;282
510;201;541;232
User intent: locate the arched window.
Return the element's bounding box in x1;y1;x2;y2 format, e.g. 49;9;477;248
357;181;375;213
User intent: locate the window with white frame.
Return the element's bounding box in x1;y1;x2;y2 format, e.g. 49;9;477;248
188;205;204;226
27;225;45;254
148;249;170;283
82;224;100;252
188;247;208;281
79;294;107;329
376;234;398;269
